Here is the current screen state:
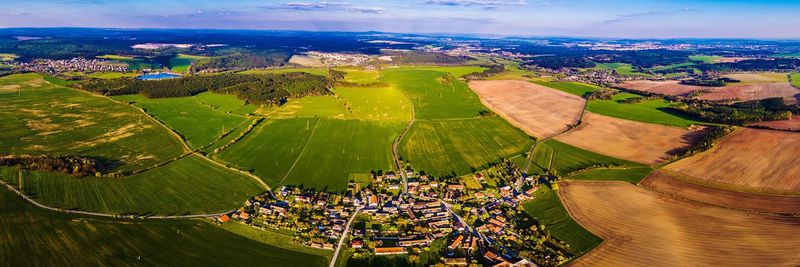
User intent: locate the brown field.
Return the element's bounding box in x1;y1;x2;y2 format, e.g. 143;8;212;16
665;128;800;194
468;80;585;139
750;115;800;131
617;80;706;96
554;112;706;164
641;171;800;214
559;180;800;267
288;55;324;67
694;82;800;104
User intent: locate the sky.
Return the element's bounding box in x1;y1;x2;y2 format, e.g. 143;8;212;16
1;0;799;38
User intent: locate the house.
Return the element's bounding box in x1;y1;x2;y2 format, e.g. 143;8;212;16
239;212;250;220
351;239;364;248
217;214;230;223
448;235;464;249
374;247;406;255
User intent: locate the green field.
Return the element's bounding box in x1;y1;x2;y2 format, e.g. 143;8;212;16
98;54;154;70
689;55;723;63
383;68;485;119
0;53;19;61
193;91;259;115
400;117;534;177
0;74;185;173
791;73;800;88
593;62;652;77
586;92;704;127
566;167;653;184
523;186;601;256
334;85;413;121
239;67;330;76
262;95;350;119
216;118;402;192
1;154;264;215
170;54;209;73
219;222;332;261
113;94;250;149
529;140;644;177
534;81;599;97
0;189;326;266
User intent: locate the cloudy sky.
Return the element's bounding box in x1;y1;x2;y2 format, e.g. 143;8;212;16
1;0;799;38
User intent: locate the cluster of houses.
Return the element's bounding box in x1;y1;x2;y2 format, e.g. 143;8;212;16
305;51;371;66
17;58;128;74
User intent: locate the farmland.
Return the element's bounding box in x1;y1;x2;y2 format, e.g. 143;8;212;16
97;54;154;70
586;92;705;127
0;154;264;215
792;73;800;87
334;85;413;121
169;54;209;73
559;180;800;267
216;118;403;192
665;128;800;194
694;73;800;104
469;80;585;139
528;139;644;177
554;112;706;164
750;115;800;131
593;63;651;77
0;73;185;173
533;81;600;97
399;117;533;177
566;167;653;184
383;68;485;119
522;186;602;257
617;80;706;96
113;93;250;149
641;171;800;214
0;189;326;266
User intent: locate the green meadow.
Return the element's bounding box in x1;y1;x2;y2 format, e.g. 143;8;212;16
170;54;209;73
688;55;722;63
586;92;704;127
238;67;330;76
400;117;534;177
593;62;652;77
565;167;653;184
383;68;486;119
523;186;602;257
534;81;599;97
216;118;402;192
529;140;644;177
334;85;413;121
0;189;326;266
0;74;184;173
97;54;154;70
791;73;800;88
1;154;264;215
113;93;250;149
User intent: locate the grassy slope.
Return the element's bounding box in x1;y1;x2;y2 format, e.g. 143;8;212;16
0;189;326;266
170;54;209;73
383;68;485;120
530;140;646;177
523;186;601;256
113;94;249;149
400;117;534;177
0;74;184;173
586;92;704;127
593;63;652;77
1;154;263;215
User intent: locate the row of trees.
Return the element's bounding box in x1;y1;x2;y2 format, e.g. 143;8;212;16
0;155;99;177
669;98;795;125
80;72;333;105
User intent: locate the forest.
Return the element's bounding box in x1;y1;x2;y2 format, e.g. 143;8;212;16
0;155;100;177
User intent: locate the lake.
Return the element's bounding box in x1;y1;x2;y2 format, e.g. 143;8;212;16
138;73;181;80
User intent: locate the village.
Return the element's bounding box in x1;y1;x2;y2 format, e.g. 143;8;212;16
16;57;129;74
218;160;573;267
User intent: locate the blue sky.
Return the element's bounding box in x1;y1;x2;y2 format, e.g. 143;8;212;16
1;0;799;38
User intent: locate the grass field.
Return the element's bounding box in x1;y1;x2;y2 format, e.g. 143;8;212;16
792;73;800;88
593;63;652;77
0;189;327;266
0;154;264;215
216;118;402;192
262;95;350;119
523;185;602;256
170;54;209;73
192;91;259;115
586;92;704;127
383;68;485;119
0;74;185;173
335;85;414;121
0;53;19;61
529;140;644;177
238;67;330;76
83;71;139;79
113;94;249;149
399;117;534;177
534;81;600;97
218;222;333;261
688;55;723;63
97;54;154;70
560;181;800;267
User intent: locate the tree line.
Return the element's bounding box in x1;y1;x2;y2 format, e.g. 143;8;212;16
0;155;99;177
80;72;333;105
669;98;796;125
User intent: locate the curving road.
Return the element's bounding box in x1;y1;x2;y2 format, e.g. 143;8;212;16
329;208;361;267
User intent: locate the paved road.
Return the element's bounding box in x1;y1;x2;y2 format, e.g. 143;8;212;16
1;179;228;219
329;207;362;267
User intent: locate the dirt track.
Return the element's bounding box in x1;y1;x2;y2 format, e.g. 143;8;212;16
468;80;585;139
666;128;800;194
559;180;800;267
554;112;705;164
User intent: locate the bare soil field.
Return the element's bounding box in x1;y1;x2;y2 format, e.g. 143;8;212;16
468;80;585;139
617;80;706;96
559;180;800;267
665;128;800;194
694;82;800;104
750;115;800;131
641;171;800;214
554;112;705;164
288;55;324;67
